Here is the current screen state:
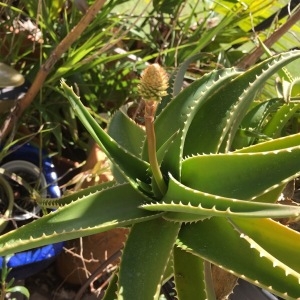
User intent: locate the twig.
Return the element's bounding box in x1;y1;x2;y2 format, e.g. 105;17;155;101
74;249;122;300
0;0;107;141
237;5;300;69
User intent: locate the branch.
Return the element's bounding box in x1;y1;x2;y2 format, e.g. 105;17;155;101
0;0;107;141
237;5;300;69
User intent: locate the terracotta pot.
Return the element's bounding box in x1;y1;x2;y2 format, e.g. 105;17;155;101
56;228;129;285
56;143;127;285
211;264;238;299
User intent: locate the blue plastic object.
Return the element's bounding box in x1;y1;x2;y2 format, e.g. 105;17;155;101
1;143;61;198
0;143;64;279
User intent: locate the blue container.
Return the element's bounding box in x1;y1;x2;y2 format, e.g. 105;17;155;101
0;143;64;279
0;143;61;200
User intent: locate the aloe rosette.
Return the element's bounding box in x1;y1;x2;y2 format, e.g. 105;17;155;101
0;51;300;299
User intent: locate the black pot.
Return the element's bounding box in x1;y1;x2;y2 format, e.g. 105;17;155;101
231;279;280;300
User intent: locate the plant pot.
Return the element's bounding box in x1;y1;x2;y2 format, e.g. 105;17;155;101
1;160;46;221
55;142;124;285
0;174;14;233
1;143;61;199
56;228;129;285
0;143;64;279
230;279;279;300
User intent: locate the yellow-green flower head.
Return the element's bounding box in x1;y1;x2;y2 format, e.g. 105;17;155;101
138;63;169;102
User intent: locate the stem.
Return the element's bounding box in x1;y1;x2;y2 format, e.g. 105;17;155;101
144;101;167;196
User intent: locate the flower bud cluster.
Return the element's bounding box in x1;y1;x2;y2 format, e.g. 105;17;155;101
138;63;169;102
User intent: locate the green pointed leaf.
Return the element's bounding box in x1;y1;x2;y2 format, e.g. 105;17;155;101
236;132;300;153
0;183;161;256
149;68;241;179
60;80;149;186
108;109;145;157
6;286;30;299
118;218;180;300
107;109;146;184
38;181;116;208
171;53;209;98
181;146;300;200
230;217;300;273
251;185;286;204
173;247;208;300
178;218;300;299
222;51;300;152
102;272;118;300
162;253;174;285
141;174;300;219
231;99;281;150
262;102;300;138
184;51;300;154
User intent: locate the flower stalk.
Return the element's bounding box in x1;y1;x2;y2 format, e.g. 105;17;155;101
138;64;169;196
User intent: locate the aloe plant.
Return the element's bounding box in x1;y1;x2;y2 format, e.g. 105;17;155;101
0;51;300;299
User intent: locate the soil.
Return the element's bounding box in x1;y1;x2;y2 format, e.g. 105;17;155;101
9;246;113;300
8;229;127;299
24;261;98;300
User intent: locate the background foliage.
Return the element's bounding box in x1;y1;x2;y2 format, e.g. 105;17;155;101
1;0;299;156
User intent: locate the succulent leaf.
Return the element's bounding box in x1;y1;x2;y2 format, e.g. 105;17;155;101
60;80;150;187
262;102;300;138
38;181;116;208
178;218;300;299
236;132;300;153
149;68;241;179
0;183;161;256
107;109;146;184
171;52;209;98
118;218;180;300
181;146;300;200
231;98;281;149
108;109;145;158
230;218;300;273
173;247;209;300
141;174;300;219
102;272;118;300
185;51;300;155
